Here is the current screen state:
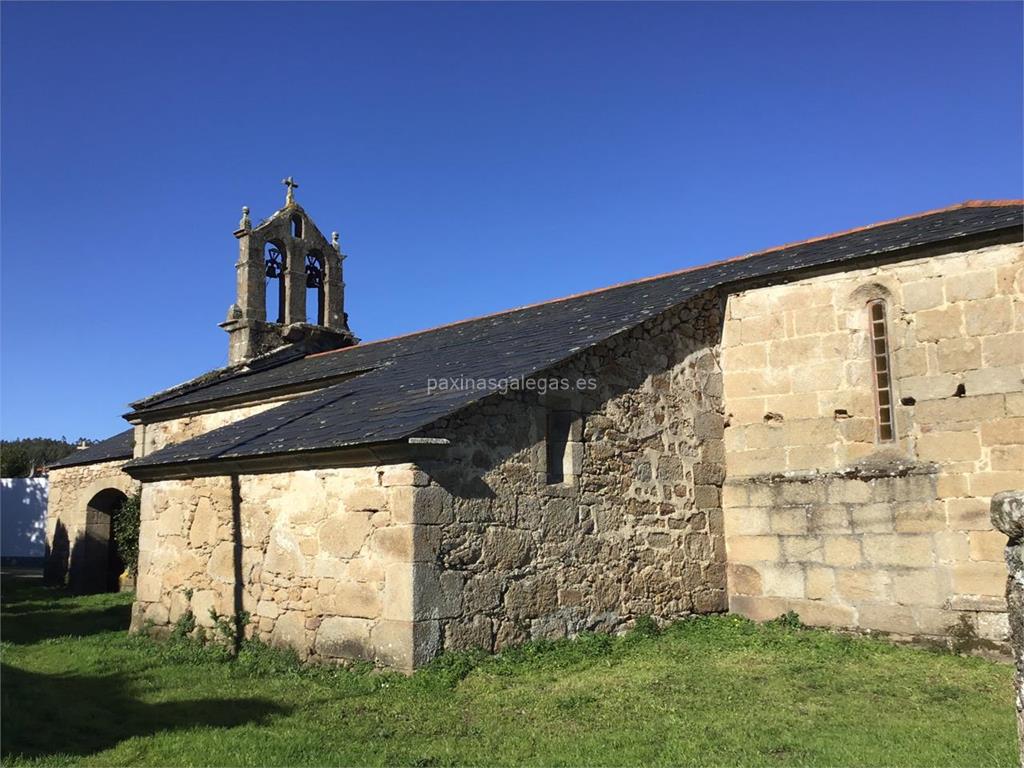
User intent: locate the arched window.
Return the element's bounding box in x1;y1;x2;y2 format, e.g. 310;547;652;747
867;299;895;442
290;214;303;239
265;242;286;324
305;252;324;325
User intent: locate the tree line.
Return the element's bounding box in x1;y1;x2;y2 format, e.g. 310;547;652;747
0;437;95;477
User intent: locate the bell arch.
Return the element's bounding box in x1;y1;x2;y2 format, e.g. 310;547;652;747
305;251;325;326
265;240;287;324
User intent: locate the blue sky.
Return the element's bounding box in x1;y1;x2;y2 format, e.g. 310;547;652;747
1;1;1021;441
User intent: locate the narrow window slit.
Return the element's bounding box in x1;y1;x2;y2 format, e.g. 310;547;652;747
867;299;896;442
546;409;573;484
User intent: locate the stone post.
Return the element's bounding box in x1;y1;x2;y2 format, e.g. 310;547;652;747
284;239;307;325
991;490;1024;766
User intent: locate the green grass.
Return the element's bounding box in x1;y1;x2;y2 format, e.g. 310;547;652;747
0;573;1017;767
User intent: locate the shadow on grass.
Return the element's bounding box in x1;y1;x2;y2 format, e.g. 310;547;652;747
1;572;132;645
0;663;288;760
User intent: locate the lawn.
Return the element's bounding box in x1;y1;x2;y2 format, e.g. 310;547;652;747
0;573;1017;767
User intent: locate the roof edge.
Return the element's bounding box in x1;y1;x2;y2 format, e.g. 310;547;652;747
309;199;1023;361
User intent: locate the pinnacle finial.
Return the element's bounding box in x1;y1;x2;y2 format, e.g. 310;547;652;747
331;231;340;251
239;205;251;230
282;176;299;206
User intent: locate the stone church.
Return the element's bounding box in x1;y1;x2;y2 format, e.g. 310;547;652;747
46;185;1023;670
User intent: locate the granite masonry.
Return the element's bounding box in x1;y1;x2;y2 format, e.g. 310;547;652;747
46;190;1024;669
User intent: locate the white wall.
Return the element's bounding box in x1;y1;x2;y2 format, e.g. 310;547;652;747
1;478;48;558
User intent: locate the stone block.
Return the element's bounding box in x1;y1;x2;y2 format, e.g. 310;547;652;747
934;531;970;562
936;473;968;498
728;449;784;477
771;508;809;535
982;333;1024;367
314;581;381;619
792;599;855;628
381;466;430;487
342;487;386;512
823;537;862;567
727;563;763;596
912;607;959;637
265;533;308;577
975;611;1010;642
981;418;1024;446
188;497;219;548
727;535;780;562
893;346;928;377
694;485;721;509
314;616;374;660
835;569;890;602
935;338;982;373
207;541;237;583
481;526;533;569
805;566;834;600
850;503;894;533
791;362;845;395
857;604;917;635
382;563;413;621
893;503;944;533
964;297;1013;336
738;314;785;344
445;615;495;652
787;444;838;472
969;472;1024;500
807;505;850;534
952;562;1006;597
964;366;1024;397
992;446;1024;472
722;343;767;372
724;370;791;399
728;594;791;622
862;534;933;567
917;431;981;462
891;569;947;608
758;563;805;598
369;620;414;671
947;497;991;530
504;574;559;620
319;511;373;559
135;574;162;603
781;536;824;563
793;309;835;336
915;306;963;342
724;507;770;536
901;279;944;312
969;529;1006;562
827;480;872;505
946;270;996;302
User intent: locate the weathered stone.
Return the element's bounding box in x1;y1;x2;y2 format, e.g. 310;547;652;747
319;511;373;559
314;616;374;660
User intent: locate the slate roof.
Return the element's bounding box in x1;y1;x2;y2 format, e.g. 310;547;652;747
48;429;135;469
125;201;1022;473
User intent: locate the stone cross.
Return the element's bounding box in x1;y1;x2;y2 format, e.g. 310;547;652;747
282;176;299;206
991;489;1024;765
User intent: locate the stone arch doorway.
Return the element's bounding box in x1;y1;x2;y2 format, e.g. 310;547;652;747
69;488;128;594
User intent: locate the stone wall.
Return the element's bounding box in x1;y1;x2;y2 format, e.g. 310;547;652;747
45;459;138;590
722;241;1024;645
990;490;1024;762
131;464;431;671
139;400;288;457
413;292;728;654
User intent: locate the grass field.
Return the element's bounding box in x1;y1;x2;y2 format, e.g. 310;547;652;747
0;573;1017;767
